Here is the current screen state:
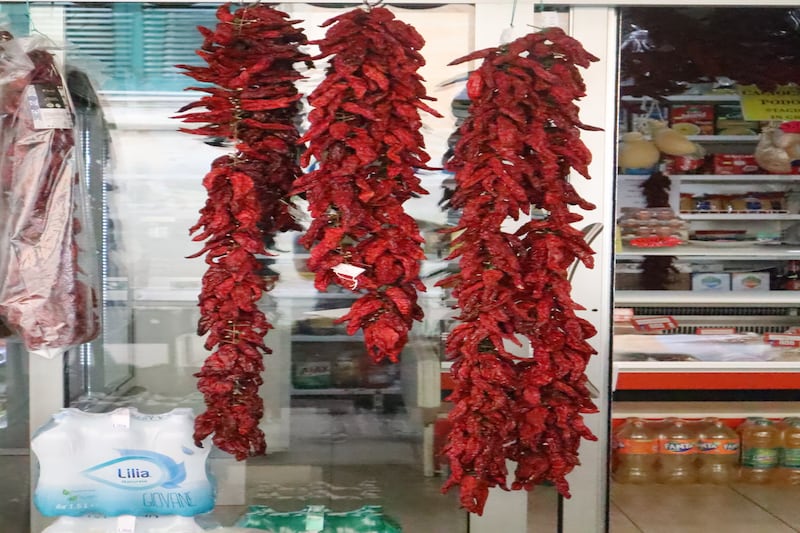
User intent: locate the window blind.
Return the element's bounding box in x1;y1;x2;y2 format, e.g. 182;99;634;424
65;3;216;92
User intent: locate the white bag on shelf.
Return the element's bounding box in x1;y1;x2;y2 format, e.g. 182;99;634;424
42;515;205;533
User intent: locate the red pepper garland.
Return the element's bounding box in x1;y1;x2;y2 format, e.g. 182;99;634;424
175;4;309;459
439;28;599;514
294;6;441;363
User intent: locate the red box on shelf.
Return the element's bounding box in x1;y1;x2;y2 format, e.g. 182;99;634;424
670;104;715;135
712;154;761;174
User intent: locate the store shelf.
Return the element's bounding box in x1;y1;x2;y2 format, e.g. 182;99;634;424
686;135;759;142
291;334;363;342
614;369;800;391
290;386;401;396
614;360;800;373
614;290;800;306
621;94;740;103
671;174;800;182
613;401;800;419
617;244;800;259
679;212;800;220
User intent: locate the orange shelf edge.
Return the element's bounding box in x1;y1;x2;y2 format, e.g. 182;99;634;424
616;372;800;390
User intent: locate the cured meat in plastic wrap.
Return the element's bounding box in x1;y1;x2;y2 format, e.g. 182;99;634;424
0;33;99;358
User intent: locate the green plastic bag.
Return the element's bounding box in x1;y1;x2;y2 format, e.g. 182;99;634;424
235;505;401;533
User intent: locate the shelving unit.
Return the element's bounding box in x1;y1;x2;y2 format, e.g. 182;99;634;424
290;386;402;396
618;244;800;259
615;290;800;305
686;134;760;142
672;174;800;182
614;90;800;411
680;213;800;220
614;401;800;419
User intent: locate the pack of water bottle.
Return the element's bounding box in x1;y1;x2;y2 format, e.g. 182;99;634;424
613;416;800;484
33;407;214;532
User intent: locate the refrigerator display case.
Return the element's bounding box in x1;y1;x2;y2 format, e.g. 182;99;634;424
612;6;800;418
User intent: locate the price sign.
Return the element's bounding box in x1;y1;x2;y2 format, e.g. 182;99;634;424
631;316;678;332
764;333;800;347
696;327;737;335
614;307;634;323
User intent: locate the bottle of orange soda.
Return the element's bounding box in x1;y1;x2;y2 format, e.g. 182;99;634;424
697;417;739;484
613;418;658;484
658;418;697;484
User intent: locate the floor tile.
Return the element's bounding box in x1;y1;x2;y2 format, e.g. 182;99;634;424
0;456;29;533
610;501;643;533
611;484;796;533
527;485;558;532
730;483;800;530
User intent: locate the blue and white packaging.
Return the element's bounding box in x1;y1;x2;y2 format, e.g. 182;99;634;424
42;515;205;533
32;407;215;517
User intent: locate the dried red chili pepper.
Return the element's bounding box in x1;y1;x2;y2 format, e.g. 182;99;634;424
440;27;599;514
176;3;309;460
0;45;100;355
294;5;441;363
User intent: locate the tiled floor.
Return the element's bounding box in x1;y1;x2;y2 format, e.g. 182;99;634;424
8;405;800;532
5;452;800;531
610;483;800;533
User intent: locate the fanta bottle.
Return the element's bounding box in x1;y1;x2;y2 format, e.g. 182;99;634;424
697;417;739;484
658;418;698;483
739;418;780;484
613;418;658;484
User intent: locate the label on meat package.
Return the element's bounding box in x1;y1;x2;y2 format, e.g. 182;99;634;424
25;83;73;130
764;333;800;347
631;316;678;332
696;327;737;335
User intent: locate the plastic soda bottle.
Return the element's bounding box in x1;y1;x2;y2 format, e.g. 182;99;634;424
613;418;658;483
697;417;740;484
739;417;780;483
777;417;800;485
658;418;698;483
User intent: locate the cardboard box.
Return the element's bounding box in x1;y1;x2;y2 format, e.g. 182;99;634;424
715;104;760;135
616;263;691;290
691;272;731;291
712;154;761;175
670;104;715;135
731;272;770;291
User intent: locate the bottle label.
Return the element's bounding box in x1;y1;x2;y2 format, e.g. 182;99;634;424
742;448;779;468
781;448;800;468
699;438;739;455
660;438;696;454
617;438;658;455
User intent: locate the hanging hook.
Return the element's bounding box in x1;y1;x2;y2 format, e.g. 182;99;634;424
362;0;384;12
509;0;518;28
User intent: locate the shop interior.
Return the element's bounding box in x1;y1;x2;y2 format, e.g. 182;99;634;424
1;2;800;532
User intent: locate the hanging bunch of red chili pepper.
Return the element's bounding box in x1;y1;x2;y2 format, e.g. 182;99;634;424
294;5;441;363
175;3;309;459
439;27;599;514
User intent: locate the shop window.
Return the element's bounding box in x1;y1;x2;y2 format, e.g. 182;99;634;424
65;3;216;92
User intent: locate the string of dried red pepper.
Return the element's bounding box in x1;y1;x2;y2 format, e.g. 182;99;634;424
440;27;599;514
175;3;309;459
294;6;441;363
